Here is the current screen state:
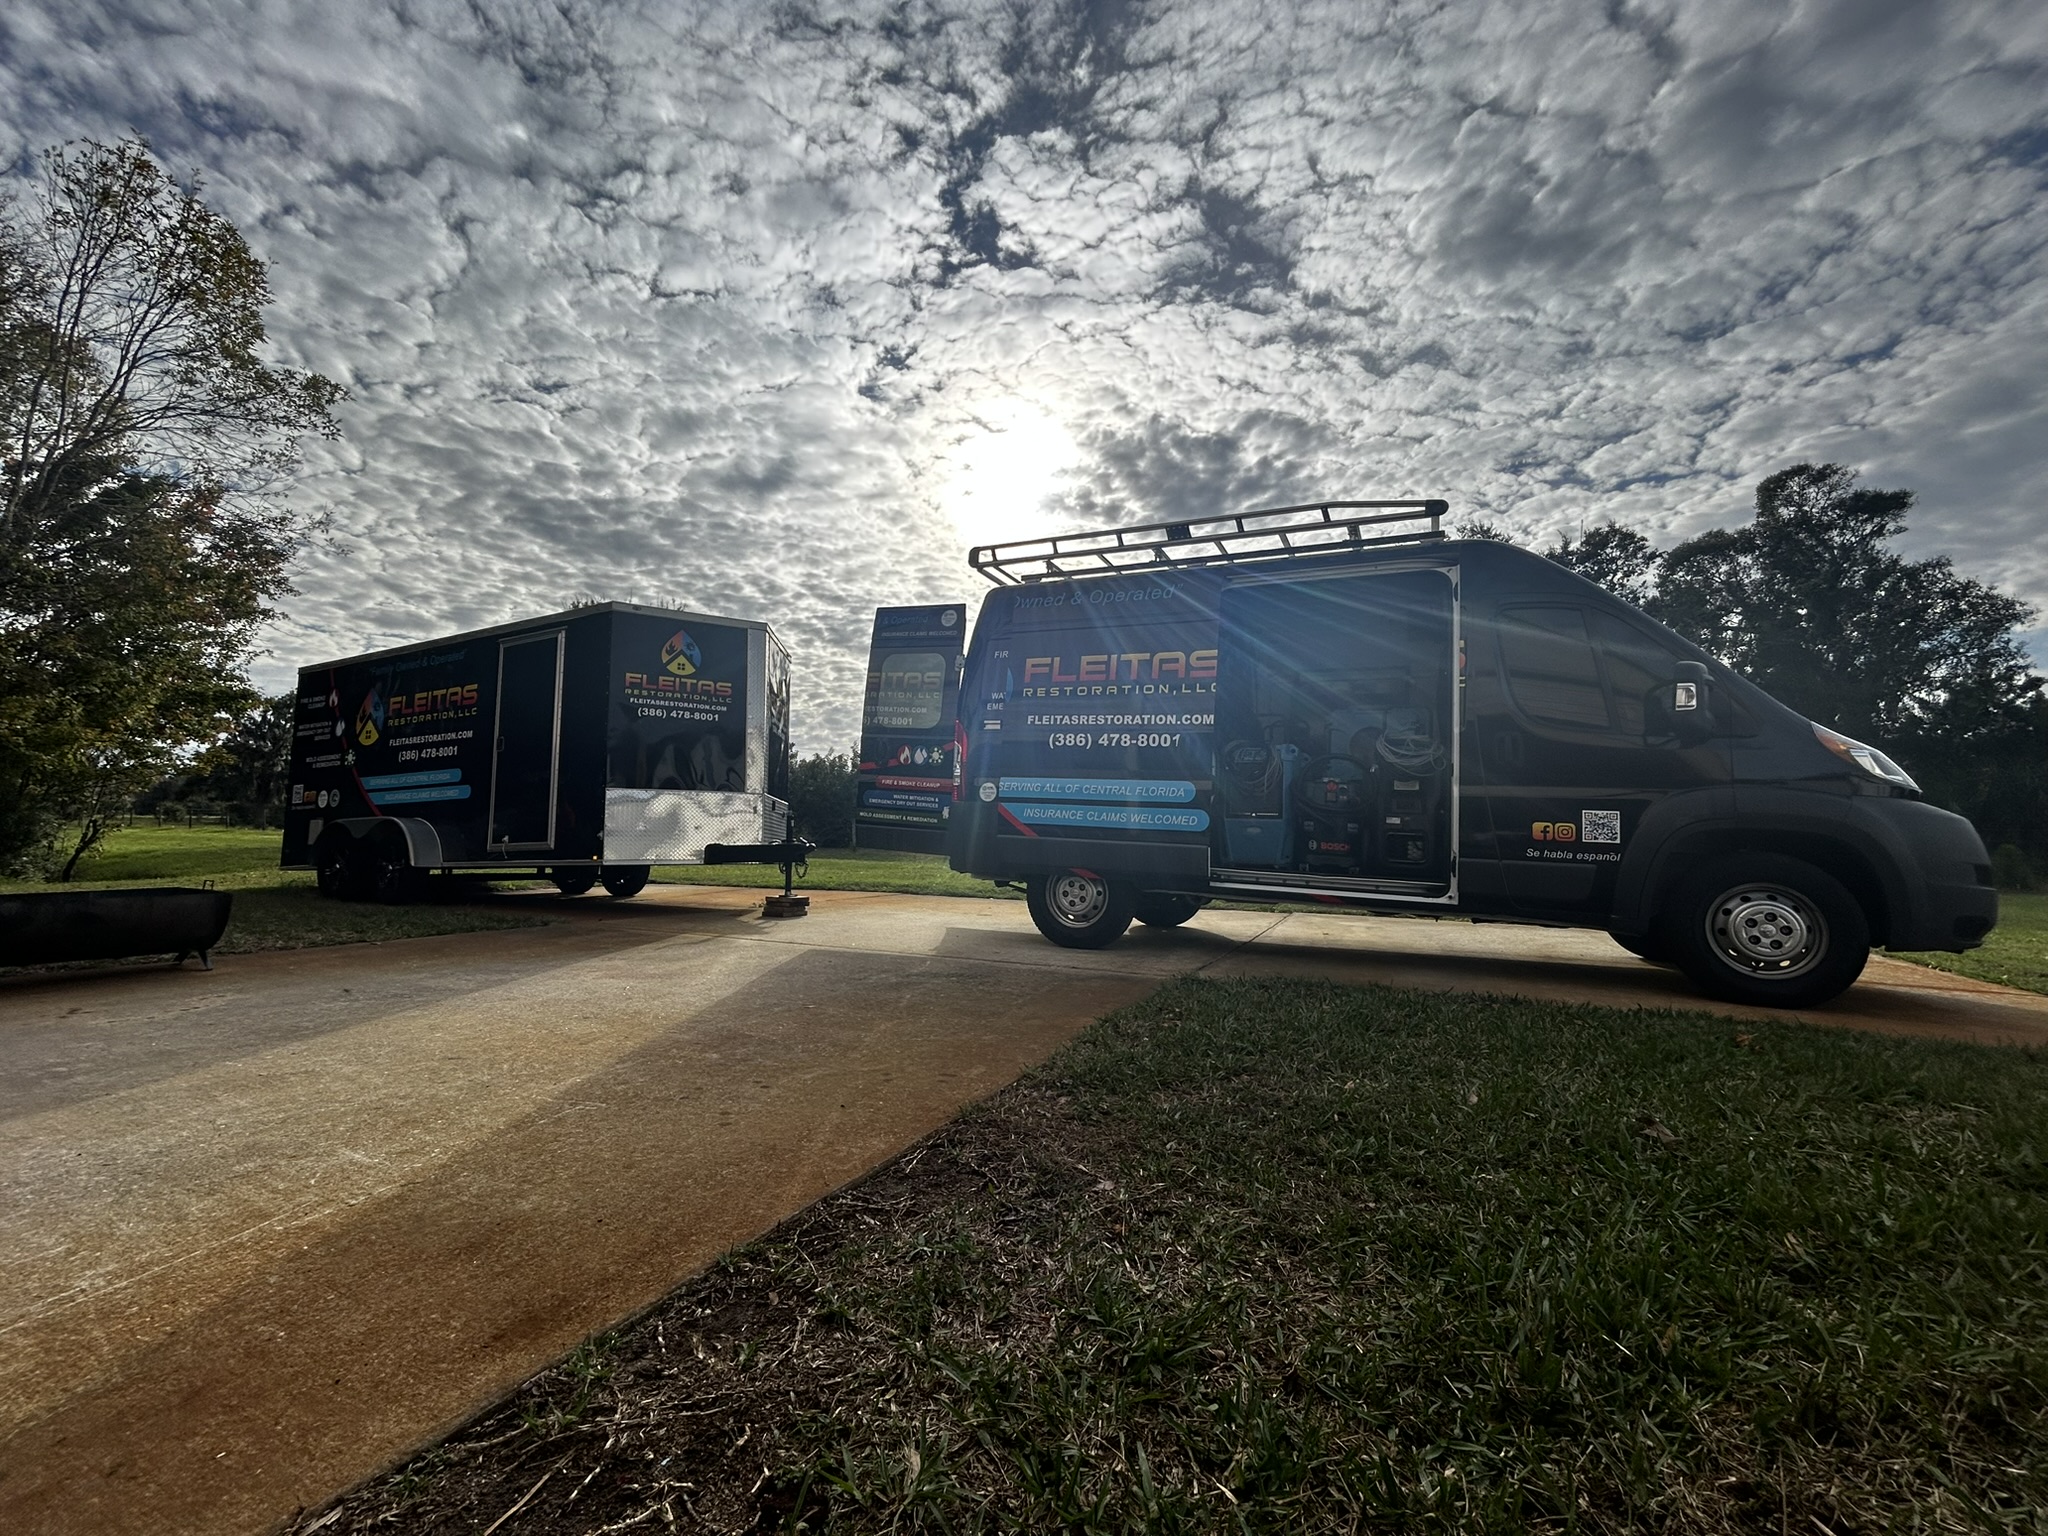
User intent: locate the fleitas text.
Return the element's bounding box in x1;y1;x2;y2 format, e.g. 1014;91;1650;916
1023;649;1217;684
624;671;733;698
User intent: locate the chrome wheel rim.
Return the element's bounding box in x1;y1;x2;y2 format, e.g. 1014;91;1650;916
1706;884;1826;978
1047;872;1109;928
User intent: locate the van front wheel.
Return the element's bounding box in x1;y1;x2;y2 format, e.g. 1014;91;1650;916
1026;869;1134;949
1662;854;1869;1008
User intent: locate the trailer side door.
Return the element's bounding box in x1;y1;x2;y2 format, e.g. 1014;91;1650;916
488;630;565;850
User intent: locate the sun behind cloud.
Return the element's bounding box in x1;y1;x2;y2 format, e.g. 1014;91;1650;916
937;400;1081;554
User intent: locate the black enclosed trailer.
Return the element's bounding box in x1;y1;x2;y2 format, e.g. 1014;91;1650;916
878;500;1998;1009
283;603;793;899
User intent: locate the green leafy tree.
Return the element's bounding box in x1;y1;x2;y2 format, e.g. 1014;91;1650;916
185;690;297;827
0;139;340;875
1653;464;2036;747
788;750;857;847
1545;522;1659;608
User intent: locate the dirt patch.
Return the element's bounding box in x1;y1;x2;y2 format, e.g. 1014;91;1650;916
284;1086;1080;1535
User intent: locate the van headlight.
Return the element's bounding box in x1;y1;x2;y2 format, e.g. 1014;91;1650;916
1813;723;1918;791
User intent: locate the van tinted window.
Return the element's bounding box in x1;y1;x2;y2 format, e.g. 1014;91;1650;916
1588;611;1678;736
1499;607;1608;729
1502;604;1722;741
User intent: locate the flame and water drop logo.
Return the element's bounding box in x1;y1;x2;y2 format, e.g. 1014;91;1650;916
661;629;702;678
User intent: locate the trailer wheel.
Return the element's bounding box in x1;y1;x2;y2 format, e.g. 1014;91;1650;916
1661;854;1869;1008
1134;894;1204;929
315;832;367;901
551;867;599;896
600;865;650;899
368;828;421;904
1026;869;1133;949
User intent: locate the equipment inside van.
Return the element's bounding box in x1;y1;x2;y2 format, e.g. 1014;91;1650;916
858;501;1998;1008
283;603;805;901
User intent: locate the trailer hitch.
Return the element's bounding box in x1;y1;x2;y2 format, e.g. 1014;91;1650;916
702;835;817;918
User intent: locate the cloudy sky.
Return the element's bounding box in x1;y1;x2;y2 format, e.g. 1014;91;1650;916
5;0;2044;749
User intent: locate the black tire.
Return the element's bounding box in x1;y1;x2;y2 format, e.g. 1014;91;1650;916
1610;930;1674;965
368;829;420;904
1025;869;1134;949
1134;894;1204;929
600;865;651;899
315;834;366;901
551;867;599;896
1661;854;1870;1008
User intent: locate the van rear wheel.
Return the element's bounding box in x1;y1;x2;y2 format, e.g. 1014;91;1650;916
1134;894;1204;929
1662;854;1869;1008
1026;869;1134;949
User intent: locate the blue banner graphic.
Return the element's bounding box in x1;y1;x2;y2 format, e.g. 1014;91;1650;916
1002;803;1209;832
367;784;473;806
360;769;464;790
999;777;1196;803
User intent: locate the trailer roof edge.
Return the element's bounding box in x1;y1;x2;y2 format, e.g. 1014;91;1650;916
294;601;786;674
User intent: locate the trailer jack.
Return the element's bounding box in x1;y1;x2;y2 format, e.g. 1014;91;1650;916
703;836;817;919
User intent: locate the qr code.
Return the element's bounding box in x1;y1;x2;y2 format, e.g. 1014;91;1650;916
1581;810;1621;844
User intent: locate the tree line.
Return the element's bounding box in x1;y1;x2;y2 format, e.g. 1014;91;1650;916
4;142;2039;879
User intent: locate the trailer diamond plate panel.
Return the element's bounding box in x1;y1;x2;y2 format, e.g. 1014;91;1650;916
602;791;787;864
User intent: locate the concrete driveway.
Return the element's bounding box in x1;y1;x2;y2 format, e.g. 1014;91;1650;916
3;886;2043;1536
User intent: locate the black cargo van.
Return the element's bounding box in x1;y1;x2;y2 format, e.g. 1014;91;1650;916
284;603;794;899
866;501;1998;1008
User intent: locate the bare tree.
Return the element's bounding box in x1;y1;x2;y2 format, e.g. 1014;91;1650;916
1;139;342;529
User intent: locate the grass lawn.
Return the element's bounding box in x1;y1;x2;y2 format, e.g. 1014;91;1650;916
0;823;296;888
1894;890;2048;996
1;824;546;956
209;887;546;954
656;846;1012;900
300;976;2048;1535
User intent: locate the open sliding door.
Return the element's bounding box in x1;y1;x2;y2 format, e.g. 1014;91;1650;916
1211;565;1460;902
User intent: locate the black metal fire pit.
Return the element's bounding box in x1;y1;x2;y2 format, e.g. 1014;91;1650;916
0;887;234;970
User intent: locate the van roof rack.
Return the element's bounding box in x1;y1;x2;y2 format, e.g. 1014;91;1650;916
969;499;1450;586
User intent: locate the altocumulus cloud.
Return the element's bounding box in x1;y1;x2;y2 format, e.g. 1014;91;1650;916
3;0;2044;747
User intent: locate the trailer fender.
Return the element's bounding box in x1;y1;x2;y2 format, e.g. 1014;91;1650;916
385;817;445;868
315;816;443;868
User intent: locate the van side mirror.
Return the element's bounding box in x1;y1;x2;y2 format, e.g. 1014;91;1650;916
1669;661;1714;744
